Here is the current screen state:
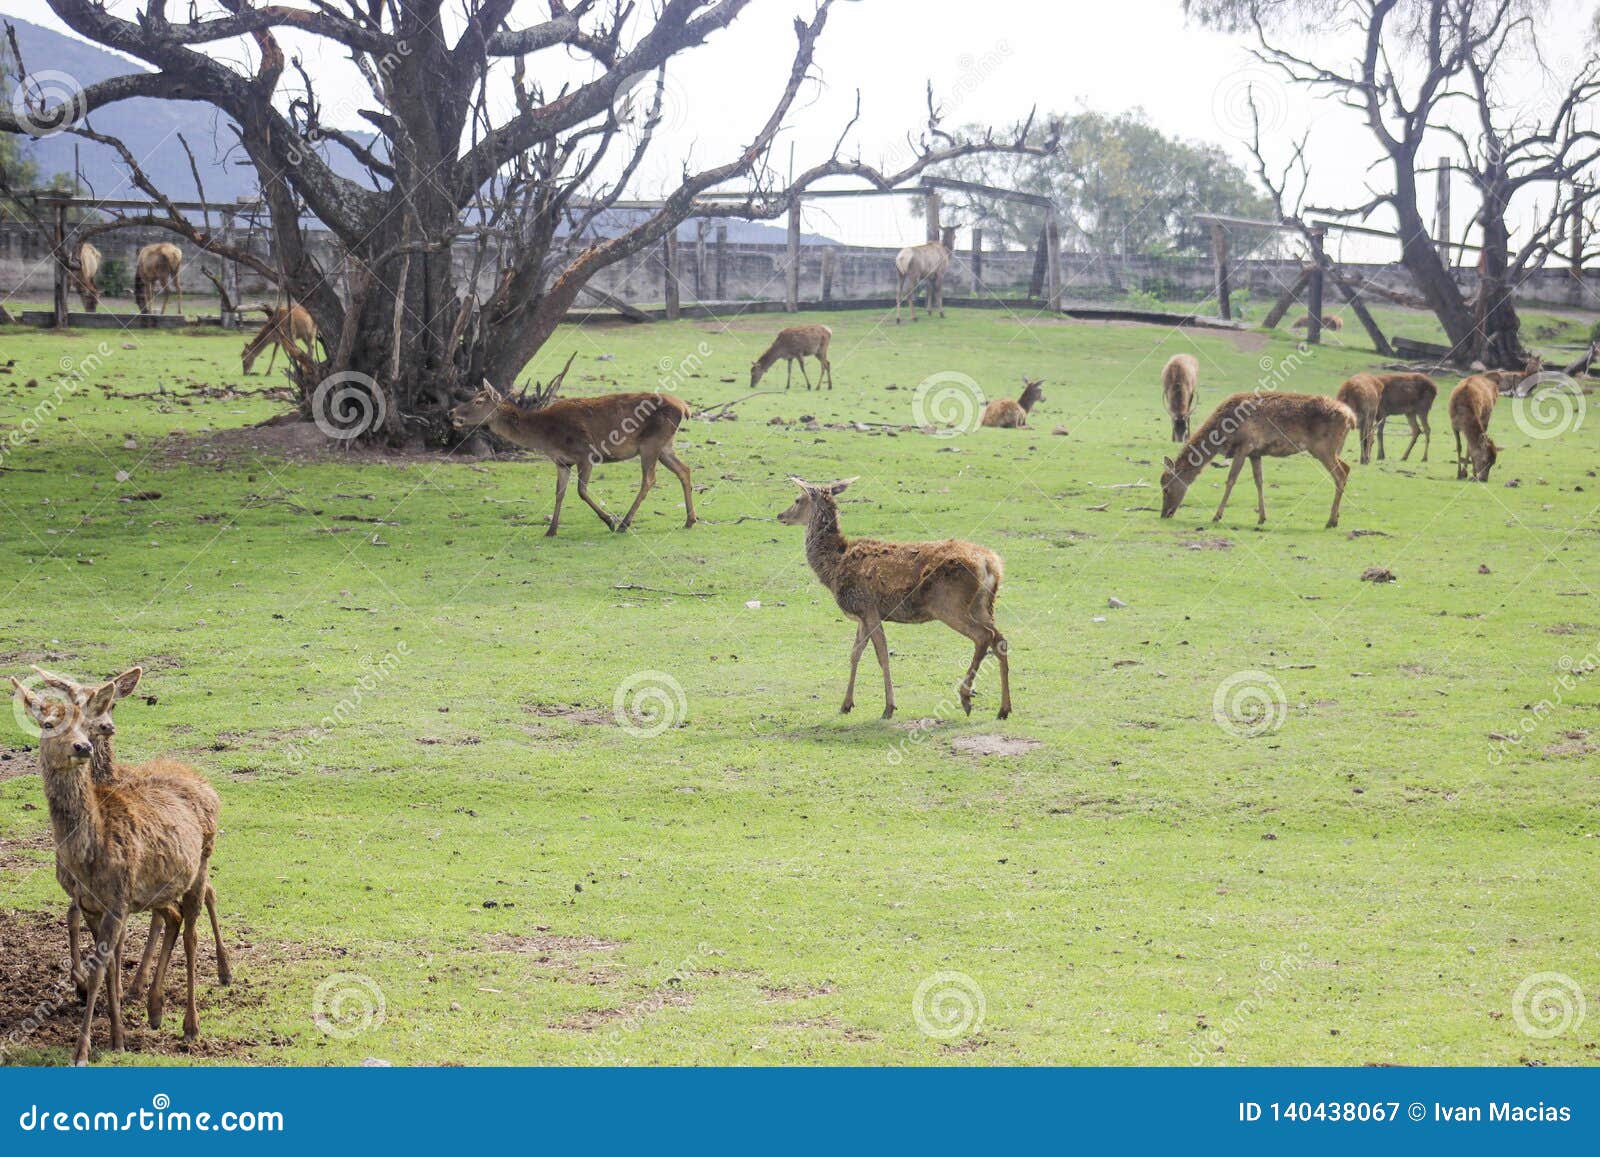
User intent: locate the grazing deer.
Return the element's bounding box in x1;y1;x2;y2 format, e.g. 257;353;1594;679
1450;375;1500;481
134;243;184;316
451;381;696;536
778;477;1012;720
12;677;224;1064
1291;313;1343;332
1336;373;1383;465
1160;392;1356;528
750;324;833;390
70;241;101;312
981;378;1045;428
1372;372;1437;461
242;304;319;375
894;225;957;323
1161;354;1198;442
1476;357;1544;395
31;667;229;1006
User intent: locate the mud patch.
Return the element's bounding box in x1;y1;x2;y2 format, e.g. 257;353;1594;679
1543;732;1597;758
1182;537;1233;551
0;832;50;872
950;734;1042;757
760;983;836;1002
0;747;36;781
524;703;615;726
161;420;499;469
892;717;945;734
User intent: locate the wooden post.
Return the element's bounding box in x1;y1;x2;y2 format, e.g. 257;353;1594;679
694;218;708;300
1306;228;1326;345
820;246;835;303
221;208;239;327
663;230;680;320
785;200;801;312
52;204;69;328
924;189;941;242
1331;271;1394;357
1029;225;1048;298
1044;207;1063;312
1570;187;1586;279
1263;267;1312;329
970;228;983;294
1211;222;1233;320
714;224;727;300
1435;159;1452;266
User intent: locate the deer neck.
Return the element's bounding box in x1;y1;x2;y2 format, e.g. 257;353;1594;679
90;733;118;784
804;500;848;589
487;402;558;452
40;755;102;864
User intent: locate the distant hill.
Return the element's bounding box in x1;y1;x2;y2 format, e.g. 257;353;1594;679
3;17;832;245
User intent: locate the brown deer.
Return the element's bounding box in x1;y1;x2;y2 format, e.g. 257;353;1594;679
1372;372;1437;461
893;225;957;323
750;324;832;390
1476;357;1544;395
1335;374;1383;465
778;477;1011;720
1161;354;1198;442
134;242;183;315
1160;392;1356;528
1450;375;1500;481
12;676;224;1064
31;666;229;1006
242;304;319;375
450;382;696;536
1291;313;1344;332
70;241;101;312
981;378;1045;428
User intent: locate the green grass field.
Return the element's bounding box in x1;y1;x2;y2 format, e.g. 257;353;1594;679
1;304;1596;1066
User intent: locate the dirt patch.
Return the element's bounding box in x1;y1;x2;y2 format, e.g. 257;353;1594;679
523;703;614;726
0;748;36;781
1545;624;1589;636
160;420;499;469
1182;537;1233;551
1543;732;1597;758
760;983;836;1002
554;989;693;1031
892;717;945;734
0;832;50;872
950;734;1042;757
482;932;621;983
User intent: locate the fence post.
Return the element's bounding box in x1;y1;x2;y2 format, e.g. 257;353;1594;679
820;245;835;303
694;218;707;300
53;203;69;328
1029;225;1048;299
714;224;727;300
785;200;801;312
1044;207;1062;312
1306;227;1326;345
663;230;681;320
971;228;983;294
221;208;239;327
1211;222;1233;320
1435;159;1452;266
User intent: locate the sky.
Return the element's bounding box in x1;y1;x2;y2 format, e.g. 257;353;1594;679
3;0;1596;259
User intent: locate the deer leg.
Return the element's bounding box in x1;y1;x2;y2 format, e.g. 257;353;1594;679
1420;412;1432;461
867;618;895;719
181;893;201;1042
69;900;85;998
1455;428;1468;479
822;355;833;390
547;464;571;536
617;452;658;532
77;910;124;1065
265;341;278;376
659;447;696;528
937;273;946;318
957;634;987;717
575;459;620;531
1376;416;1386;460
797;358;814;391
785;360;793;390
1401;414;1422;461
1250;453;1267;524
175;281;184;317
206;882;231;985
895;273;905;324
842;620;869;714
993;631;1012;720
126;911;162;999
1316;449;1350;528
147;910;179;1029
1213;455;1248;522
109;931;126;1051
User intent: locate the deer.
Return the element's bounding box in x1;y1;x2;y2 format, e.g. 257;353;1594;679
1335;373;1383;465
1161;354;1198;442
1291;313;1343;332
1160;391;1356;529
450;360;695;536
778;477;1012;720
134;242;184;316
1371;372;1437;461
31;666;229;1007
1476;357;1545;396
241;304;319;375
1450;375;1500;482
70;241;101;313
12;676;224;1064
750;324;833;390
981;378;1045;428
893;225;957;323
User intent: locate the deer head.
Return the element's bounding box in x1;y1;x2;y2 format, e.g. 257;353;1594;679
777;476;856;525
11;676;111;767
1018;378;1045;410
1470;437;1499;482
32;666;141;741
450;381;505;429
1159;455;1193;519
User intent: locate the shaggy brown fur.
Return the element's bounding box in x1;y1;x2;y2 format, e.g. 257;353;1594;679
1372;372;1437;461
134;243;184;315
1291;313;1343;332
981;378;1045;428
893;225;957;323
1450;375;1501;481
1161;354;1198;442
71;242;101;312
12;677;223;1065
242;304;318;375
778;478;1011;720
751;325;833;390
1160;391;1356;528
452;384;696;535
1336;373;1383;465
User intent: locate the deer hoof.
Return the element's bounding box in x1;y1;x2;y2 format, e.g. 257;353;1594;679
997;707;1011;721
615;520;632;533
840;701;853;715
544;528;559;537
881;706;895;720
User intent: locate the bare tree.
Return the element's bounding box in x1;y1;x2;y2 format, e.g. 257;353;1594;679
2;2;1053;442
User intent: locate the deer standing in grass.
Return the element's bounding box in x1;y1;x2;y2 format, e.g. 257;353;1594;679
242;304;319;375
70;241;101;312
779;477;1012;720
450;370;696;536
1372;372;1436;461
134;243;183;315
981;378;1045;428
1450;375;1500;481
12;676;224;1064
894;225;957;323
1160;392;1356;528
1336;374;1383;464
31;667;230;1008
750;325;832;390
1161;354;1198;442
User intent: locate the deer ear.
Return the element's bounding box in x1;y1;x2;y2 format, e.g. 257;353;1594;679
480;379;502;400
787;475;812;491
86;681;118;717
1163;457;1175;471
829;477;859;494
110;666;143;699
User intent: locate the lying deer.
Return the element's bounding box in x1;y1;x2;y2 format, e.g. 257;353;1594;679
1450;375;1500;481
1373;372;1436;461
1291;313;1343;332
981;378;1044;428
1336;374;1383;465
1161;354;1198;442
779;477;1011;720
1160;391;1356;528
451;381;696;536
750;325;832;390
13;676;224;1064
242;304;318;375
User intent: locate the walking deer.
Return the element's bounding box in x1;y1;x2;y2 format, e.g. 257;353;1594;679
1450;375;1500;482
1161;354;1198;442
12;676;224;1064
1160;392;1356;528
134;243;183;315
1372;372;1436;461
750;325;832;390
894;225;957;323
779;477;1011;720
981;378;1045;428
451;382;696;536
242;304;319;375
1336;373;1383;464
70;241;101;312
